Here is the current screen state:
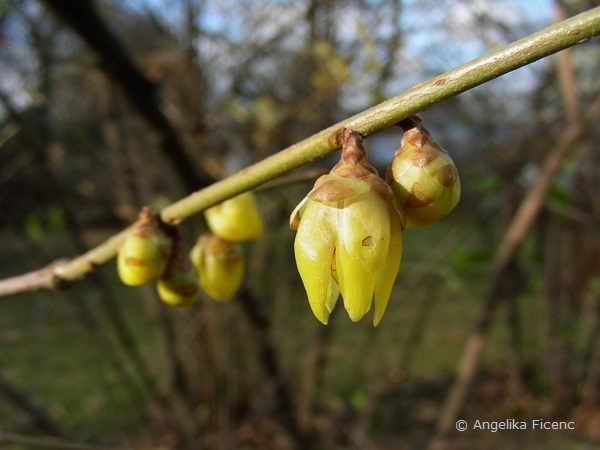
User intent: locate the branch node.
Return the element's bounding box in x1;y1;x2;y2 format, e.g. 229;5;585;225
396;114;424;132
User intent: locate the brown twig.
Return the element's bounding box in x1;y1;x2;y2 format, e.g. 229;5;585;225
0;431;126;450
0;259;69;296
0;370;67;438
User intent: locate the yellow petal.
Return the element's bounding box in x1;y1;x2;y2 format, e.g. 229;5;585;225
388;156;444;209
338;190;390;273
294;200;337;324
405;182;460;228
336;243;376;322
289;195;309;230
423;152;459;189
373;205;403;326
326;277;340;314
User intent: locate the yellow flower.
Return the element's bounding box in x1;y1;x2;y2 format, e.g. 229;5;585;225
290;129;403;326
117;207;172;286
190;233;245;301
386;116;460;228
156;228;200;307
204;192;263;241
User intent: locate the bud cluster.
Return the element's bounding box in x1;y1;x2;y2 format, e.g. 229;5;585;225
192;191;263;302
116;206;200;306
116;192;264;305
291;117;460;325
114;116;456;319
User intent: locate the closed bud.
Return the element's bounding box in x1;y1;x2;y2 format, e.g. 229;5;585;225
386;116;460;228
204;192;263;241
118;207;172;286
157;228;200;307
190;233;245;301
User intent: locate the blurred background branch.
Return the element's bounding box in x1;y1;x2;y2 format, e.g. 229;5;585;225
42;0;215;191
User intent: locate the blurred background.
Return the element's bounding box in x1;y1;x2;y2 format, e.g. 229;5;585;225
1;0;600;448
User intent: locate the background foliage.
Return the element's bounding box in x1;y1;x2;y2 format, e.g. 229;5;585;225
1;0;600;449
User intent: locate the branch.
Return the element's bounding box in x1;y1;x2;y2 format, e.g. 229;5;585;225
42;0;214;191
2;7;600;297
0;370;67;438
0;431;119;450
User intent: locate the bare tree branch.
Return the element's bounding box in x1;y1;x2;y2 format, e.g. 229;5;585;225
429;98;600;448
0;370;67;438
0;431;125;450
41;0;214;191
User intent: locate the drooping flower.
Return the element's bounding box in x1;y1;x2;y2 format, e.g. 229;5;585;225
156;227;200;307
190;232;245;301
204;192;263;241
290;129;404;326
386;116;461;228
117;207;172;286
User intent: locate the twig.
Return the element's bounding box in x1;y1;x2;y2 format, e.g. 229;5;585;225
42;0;214;191
237;289;308;445
0;431;127;450
1;7;599;297
0;371;67;438
0;259;69;296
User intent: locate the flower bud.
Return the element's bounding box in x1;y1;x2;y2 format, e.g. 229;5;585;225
190;233;245;301
204;192;263;241
290;129;403;325
117;207;172;286
386;117;460;228
156;228;200;307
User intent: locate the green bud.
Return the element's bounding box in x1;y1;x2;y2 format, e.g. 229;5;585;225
386;117;460;228
190;233;245;301
156;228;200;307
117;207;172;286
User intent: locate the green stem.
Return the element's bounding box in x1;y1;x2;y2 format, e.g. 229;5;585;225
16;7;600;289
